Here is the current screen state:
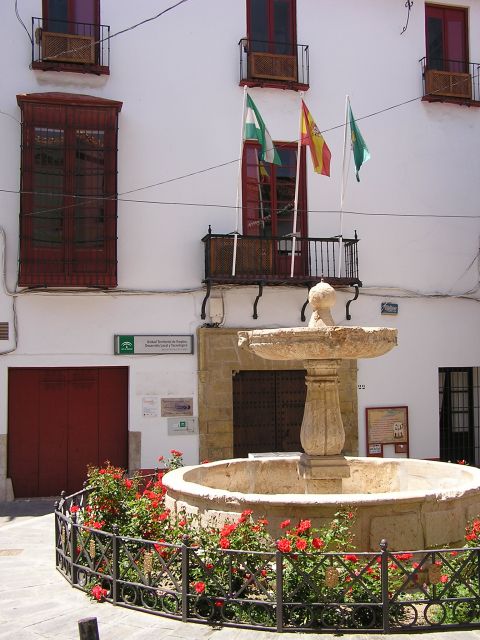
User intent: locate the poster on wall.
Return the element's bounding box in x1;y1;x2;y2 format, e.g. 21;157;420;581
366;406;409;457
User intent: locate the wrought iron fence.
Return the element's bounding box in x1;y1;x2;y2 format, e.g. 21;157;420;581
31;17;110;72
239;39;309;88
202;233;361;287
56;489;480;633
420;57;480;102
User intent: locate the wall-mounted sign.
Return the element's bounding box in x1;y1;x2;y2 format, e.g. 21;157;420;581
381;302;398;315
161;397;194;417
366;406;409;457
142;396;159;417
167;417;198;435
114;335;193;355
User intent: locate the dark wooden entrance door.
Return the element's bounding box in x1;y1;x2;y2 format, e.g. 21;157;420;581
233;370;306;457
8;367;128;497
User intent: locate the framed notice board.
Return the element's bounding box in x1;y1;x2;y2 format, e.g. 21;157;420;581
366;406;409;457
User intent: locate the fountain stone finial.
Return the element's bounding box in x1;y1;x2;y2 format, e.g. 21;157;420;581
308;281;336;328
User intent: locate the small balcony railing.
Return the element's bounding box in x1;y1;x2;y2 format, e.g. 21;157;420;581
239;39;309;89
420;57;480;104
31;17;110;74
203;233;360;286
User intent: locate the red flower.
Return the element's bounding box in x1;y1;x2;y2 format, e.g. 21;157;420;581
178;519;186;527
440;574;449;583
277;538;292;553
295;538;307;551
91;585;108;602
220;523;237;537
201;459;210;464
312;537;324;549
257;518;269;526
124;479;133;489
347;511;354;519
219;537;230;549
296;519;311;533
215;600;223;607
394;553;413;561
205;563;214;570
344;554;358;563
280;519;291;529
170;449;183;457
450;551;459;556
70;505;80;514
194;581;205;594
158;455;164;462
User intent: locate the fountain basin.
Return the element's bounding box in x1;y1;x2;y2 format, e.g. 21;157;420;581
238;326;397;361
163;457;480;551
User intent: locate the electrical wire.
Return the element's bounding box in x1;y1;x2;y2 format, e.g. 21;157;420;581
14;0;33;44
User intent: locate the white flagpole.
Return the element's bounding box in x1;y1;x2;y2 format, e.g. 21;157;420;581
338;94;350;278
290;91;304;278
232;85;248;276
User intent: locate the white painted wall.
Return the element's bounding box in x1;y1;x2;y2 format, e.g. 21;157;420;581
1;0;480;475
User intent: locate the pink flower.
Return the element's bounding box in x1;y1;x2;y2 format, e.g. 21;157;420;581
440;574;449;583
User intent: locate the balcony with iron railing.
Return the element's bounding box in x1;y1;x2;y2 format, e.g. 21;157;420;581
239;39;309;90
31;17;110;74
201;231;361;319
420;57;480;106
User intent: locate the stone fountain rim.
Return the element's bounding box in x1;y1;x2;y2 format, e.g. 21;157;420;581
162;456;480;507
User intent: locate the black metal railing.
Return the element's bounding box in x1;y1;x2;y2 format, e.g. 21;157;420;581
31;17;110;72
202;233;361;287
56;489;480;633
239;39;309;88
420;57;480;102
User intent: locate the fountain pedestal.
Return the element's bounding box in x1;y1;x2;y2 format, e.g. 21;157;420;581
298;358;351;489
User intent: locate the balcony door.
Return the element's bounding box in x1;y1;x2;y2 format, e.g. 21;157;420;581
242;141;307;276
44;0;99;36
247;0;296;54
425;4;468;73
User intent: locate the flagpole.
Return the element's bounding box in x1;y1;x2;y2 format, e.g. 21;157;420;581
232;85;248;276
290;91;304;278
338;94;350;279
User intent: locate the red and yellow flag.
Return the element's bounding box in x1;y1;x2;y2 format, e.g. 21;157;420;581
301;101;331;176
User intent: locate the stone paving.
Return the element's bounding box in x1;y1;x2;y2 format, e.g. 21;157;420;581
1;499;480;640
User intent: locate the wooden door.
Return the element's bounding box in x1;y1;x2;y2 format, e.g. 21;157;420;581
8;367;128;497
233;369;305;457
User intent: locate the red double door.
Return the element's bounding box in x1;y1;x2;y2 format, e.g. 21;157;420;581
8;367;128;497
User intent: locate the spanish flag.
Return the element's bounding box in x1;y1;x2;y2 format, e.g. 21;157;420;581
301;101;331;176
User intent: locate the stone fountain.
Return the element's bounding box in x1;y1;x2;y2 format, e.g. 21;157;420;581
163;283;480;550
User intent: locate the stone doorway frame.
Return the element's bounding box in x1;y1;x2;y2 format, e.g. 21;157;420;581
197;327;358;462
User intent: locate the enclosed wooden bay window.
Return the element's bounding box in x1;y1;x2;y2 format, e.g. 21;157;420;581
17;93;122;288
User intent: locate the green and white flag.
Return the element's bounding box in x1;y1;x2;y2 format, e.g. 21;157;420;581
244;94;281;165
348;102;370;182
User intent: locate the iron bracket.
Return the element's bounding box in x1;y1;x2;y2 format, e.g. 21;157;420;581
200;281;211;320
346;284;360;321
253;282;264;319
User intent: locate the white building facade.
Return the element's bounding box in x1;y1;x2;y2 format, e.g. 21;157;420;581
1;0;480;498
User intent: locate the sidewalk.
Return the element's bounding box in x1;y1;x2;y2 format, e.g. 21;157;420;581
1;500;480;640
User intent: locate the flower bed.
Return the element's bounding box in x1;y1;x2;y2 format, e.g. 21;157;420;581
55;453;480;633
